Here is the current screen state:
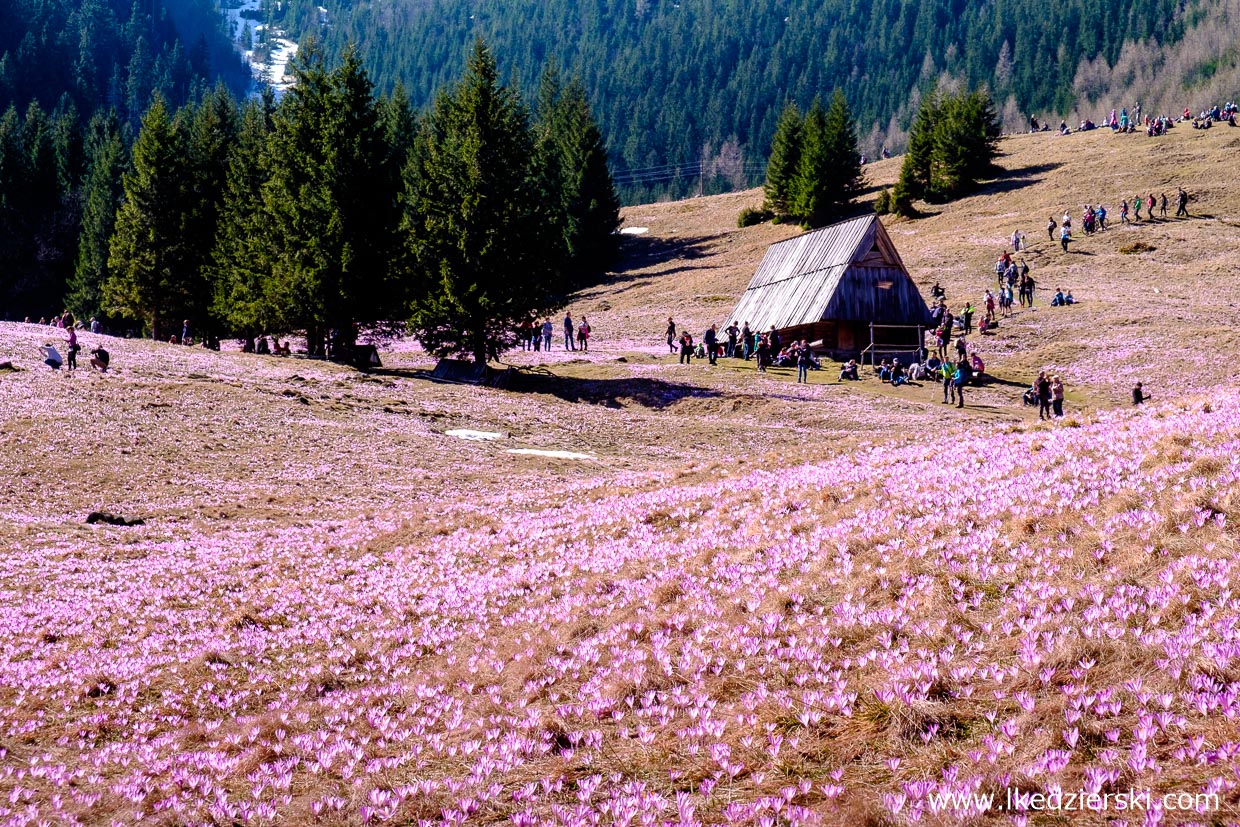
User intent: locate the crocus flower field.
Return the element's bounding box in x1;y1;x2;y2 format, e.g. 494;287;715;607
1;318;1238;825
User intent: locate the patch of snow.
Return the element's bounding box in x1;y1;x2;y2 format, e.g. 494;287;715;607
619;227;649;235
505;448;595;460
445;429;505;441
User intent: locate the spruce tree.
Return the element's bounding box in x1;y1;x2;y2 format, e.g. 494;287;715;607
892;91;940;214
820;88;864;221
257;45;401;353
788;97;829;228
403;41;561;364
105;95;192;337
535;70;620;283
212;90;276;335
183;83;240;333
763;102;802;218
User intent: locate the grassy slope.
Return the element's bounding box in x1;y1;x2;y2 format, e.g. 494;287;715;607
0;124;1239;824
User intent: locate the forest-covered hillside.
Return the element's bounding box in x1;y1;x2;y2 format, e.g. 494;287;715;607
277;0;1239;201
0;0;248;119
0;0;249;318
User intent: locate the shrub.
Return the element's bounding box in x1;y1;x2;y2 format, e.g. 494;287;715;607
737;207;774;227
874;188;893;215
1119;240;1157;254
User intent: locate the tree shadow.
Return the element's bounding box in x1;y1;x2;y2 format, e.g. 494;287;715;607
505;372;724;409
974;161;1063;197
605;233;719;282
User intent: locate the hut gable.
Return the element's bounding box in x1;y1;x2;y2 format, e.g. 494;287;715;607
727;214;929;334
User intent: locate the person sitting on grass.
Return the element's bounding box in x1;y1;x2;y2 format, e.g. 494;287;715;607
1065;291;1076;305
1051;288;1066;306
274;340;291;356
890;358;907;387
839;359;859;381
878;357;892;382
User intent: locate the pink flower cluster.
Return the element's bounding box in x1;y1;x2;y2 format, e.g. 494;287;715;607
1;326;1239;825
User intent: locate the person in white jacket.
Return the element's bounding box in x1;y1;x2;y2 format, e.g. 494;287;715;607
39;344;63;370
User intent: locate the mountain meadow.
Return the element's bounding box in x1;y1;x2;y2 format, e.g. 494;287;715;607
2;114;1240;824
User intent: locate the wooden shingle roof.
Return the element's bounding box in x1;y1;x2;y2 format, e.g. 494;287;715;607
725;215;929;330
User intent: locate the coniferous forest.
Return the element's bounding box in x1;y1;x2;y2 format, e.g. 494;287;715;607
276;0;1189;202
1;21;620;360
0;0;250;321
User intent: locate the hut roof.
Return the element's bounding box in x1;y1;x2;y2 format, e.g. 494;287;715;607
726;214;930;331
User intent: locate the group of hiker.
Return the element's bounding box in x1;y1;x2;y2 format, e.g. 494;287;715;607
1044;101;1237;136
519;313;591;352
26;314;110;373
1048;189;1189;252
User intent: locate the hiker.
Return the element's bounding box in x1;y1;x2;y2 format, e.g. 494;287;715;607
703;325;718;365
90;346;110;373
1060;224;1071;252
542;318;553;350
181;319;191;345
1036;372;1052;420
90;317;100;334
889;358;907;387
1176;187;1189;217
1097;204;1107;229
725;321;739;358
1051;376;1065;417
563;312;575;351
940;358;956;404
984;290;996;323
741;322;753;360
577;317;590;352
666;318;677;353
64;326;79;372
796;341;812;383
678;331;694;364
1132;382;1148;405
1159;192;1168;218
1047;216;1057;240
755;335;770;372
1133;194;1143;221
953;358;971;408
1119;200;1129;224
961;303;974;334
39;343;63;370
1149;192;1157;220
1025;274;1036;305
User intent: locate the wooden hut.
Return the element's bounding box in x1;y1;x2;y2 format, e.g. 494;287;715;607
726;214;931;360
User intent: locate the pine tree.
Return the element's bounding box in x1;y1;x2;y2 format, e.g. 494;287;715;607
403;41;561;364
68;109;127;322
105;95;192;336
763;102;802;218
